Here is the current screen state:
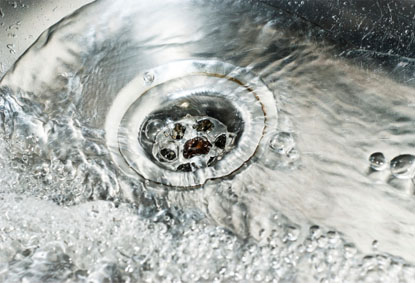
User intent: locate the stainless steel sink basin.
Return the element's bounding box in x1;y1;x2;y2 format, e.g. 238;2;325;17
1;0;415;282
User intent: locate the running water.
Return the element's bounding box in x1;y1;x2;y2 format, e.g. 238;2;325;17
1;0;415;282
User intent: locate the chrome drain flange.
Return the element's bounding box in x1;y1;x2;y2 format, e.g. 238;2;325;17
105;60;278;187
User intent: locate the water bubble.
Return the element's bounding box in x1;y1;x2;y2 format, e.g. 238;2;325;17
287;148;300;161
285;225;300;242
326;248;340;264
269;132;295;155
343;243;357;258
253;270;265;282
327;231;340;246
143;72;155;84
369;152;386;171
390;154;415;179
309;225;322;240
317;235;328;248
144;119;163;141
304;238;317;253
372;240;378;250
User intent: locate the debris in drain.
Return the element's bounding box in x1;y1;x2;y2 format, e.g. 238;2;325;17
177;163;193;172
193;119;214;132
150;115;237;172
183;137;212;159
160;148;177;161
214;134;227;149
207;156;217;166
171;123;186;140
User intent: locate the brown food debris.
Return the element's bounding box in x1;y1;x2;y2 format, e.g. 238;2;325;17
183;137;212;159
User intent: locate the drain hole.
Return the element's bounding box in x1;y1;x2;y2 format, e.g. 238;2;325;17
160;148;177;161
177;163;193;172
183;137;212;159
207;156;217;167
171;123;186;140
193;119;214;132
214;134;227;149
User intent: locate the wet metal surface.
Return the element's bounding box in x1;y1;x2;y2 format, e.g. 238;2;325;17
0;0;415;282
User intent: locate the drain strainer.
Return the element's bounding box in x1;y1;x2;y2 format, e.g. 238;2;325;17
151;115;237;172
105;60;278;187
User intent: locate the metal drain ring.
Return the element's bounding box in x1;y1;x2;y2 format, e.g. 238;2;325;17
105;60;278;187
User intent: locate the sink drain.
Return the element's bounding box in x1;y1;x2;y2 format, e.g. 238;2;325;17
151;114;236;172
105;60;278;187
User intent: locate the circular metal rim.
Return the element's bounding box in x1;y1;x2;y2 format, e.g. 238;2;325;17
105;59;278;188
119;77;263;186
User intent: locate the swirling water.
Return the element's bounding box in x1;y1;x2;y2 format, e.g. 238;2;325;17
1;0;415;282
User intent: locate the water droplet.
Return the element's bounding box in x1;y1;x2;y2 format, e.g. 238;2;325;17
0;8;4;18
6;44;16;54
143;71;155;84
369;152;386;171
390;154;415;179
269;132;295;155
372;239;379;250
